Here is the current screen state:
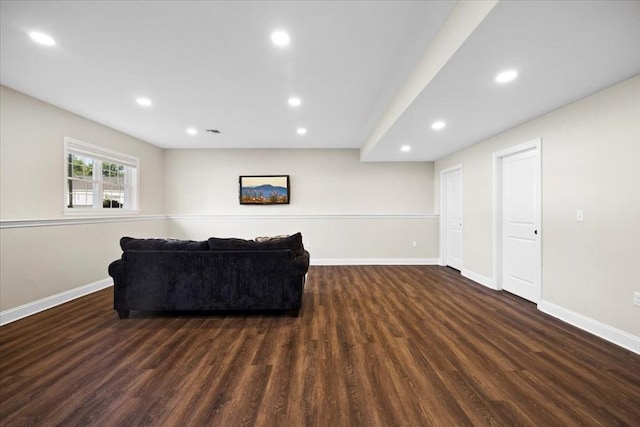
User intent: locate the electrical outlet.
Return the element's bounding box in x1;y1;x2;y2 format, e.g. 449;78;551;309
412;241;418;248
634;292;640;307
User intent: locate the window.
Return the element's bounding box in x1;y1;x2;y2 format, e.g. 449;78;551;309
64;137;139;213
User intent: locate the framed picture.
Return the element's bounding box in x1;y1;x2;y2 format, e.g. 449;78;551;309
239;175;290;205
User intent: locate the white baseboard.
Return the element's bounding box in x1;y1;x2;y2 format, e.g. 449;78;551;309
457;271;639;354
461;269;498;290
311;258;440;266
0;278;112;326
538;300;640;355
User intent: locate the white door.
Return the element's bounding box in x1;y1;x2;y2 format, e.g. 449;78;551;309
443;167;463;270
501;146;540;303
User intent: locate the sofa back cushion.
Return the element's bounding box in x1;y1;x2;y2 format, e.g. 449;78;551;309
120;237;209;251
208;232;304;256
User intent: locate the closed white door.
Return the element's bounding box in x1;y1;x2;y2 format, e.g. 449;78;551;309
501;147;540;303
444;167;463;270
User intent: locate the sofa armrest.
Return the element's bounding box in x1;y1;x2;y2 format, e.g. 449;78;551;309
291;250;310;276
109;259;128;311
108;259;125;283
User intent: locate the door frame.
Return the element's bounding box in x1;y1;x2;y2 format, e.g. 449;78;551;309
440;164;463;268
493;139;542;301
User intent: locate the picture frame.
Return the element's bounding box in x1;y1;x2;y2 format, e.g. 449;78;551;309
239;175;290;205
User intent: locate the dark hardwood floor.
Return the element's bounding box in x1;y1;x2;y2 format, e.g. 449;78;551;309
1;265;639;426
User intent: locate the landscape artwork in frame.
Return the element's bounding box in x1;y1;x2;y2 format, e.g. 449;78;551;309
240;175;290;205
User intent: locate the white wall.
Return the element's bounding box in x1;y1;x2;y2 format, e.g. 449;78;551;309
0;86;168;312
164;149;439;262
434;76;640;341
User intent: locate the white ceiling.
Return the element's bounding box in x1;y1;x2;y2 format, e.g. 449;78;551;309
1;0;639;162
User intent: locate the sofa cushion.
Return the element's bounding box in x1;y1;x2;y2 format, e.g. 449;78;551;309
208;232;304;256
206;237;258;251
120;237;209;251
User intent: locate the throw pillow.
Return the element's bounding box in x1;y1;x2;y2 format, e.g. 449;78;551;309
255;234;290;242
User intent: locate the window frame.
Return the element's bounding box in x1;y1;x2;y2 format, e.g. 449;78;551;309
63;137;139;215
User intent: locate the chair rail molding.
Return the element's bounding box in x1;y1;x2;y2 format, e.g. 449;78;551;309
0;214;168;229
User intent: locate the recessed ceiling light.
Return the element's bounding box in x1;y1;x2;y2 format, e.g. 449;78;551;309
136;97;152;107
495;69;518;84
296;127;307;135
431;120;446;130
271;30;290;47
186;128;198;135
401;145;411;152
288;96;301;107
29;31;56;46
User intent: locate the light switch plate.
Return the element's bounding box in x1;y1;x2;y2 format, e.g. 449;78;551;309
576;210;584;222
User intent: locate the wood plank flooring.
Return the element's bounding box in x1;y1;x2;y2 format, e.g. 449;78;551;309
1;265;639;426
